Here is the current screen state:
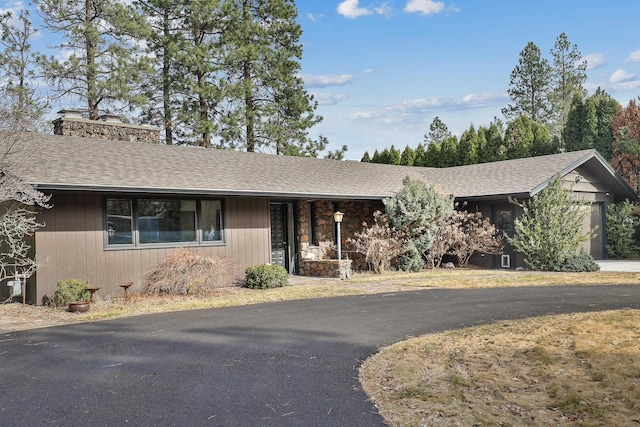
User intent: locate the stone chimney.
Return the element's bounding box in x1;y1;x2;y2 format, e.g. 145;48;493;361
52;109;161;144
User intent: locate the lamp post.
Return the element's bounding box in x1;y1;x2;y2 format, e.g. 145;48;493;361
333;211;344;261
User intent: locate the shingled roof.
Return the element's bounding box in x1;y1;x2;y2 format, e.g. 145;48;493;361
10;132;637;201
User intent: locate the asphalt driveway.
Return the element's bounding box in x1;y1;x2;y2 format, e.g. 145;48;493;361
2;285;639;426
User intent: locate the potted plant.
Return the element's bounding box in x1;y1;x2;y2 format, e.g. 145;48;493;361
53;279;91;312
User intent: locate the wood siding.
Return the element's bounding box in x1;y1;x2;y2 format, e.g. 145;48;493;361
33;193;270;303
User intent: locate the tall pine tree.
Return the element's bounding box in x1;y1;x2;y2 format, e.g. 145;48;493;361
502;42;553;124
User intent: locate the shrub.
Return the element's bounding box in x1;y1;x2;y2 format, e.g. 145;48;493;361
606;200;638;259
555;253;601;272
384;176;453;271
144;249;236;295
243;264;289;289
348;211;404;274
52;278;90;306
507;177;592;270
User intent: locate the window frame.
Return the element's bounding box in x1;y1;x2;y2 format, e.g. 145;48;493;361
103;196;225;249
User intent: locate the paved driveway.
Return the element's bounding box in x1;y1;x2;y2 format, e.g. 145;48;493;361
2;285;639;426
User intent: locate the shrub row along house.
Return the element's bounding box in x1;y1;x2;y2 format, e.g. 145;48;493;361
4;111;637;304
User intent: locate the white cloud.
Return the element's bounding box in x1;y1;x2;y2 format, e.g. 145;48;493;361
349;92;508;126
610;69;636;83
374;2;393;16
363;68;374;74
584;53;606;70
312;93;348;106
300;74;356;88
626;49;640;62
404;0;446;15
306;13;324;22
337;0;373;19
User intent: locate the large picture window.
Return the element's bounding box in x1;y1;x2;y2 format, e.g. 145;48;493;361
105;197;224;247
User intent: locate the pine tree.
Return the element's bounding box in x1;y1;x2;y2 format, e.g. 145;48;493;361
439;136;459;167
550;33;587;138
458;124;479;165
35;0;149;120
399;145;415;166
593;88;619;160
388;145;401;165
132;0;185;144
217;0;323;155
502;42;553;124
414;143;426;167
361;151;371;162
0;8;45;131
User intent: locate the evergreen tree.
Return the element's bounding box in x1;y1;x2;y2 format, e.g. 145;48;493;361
399;145;415;166
439;135;459;167
217;0;323;155
563;95;597;152
593;88;619;160
424;142;441;167
384;176;453;271
371;149;381;163
507;177;592;270
133;0;185;144
414;143;426;167
425;116;451;145
0;8;45;131
502;42;553;123
504;116;534;159
35;0;148;120
549;32;587;137
361;151;371;162
458;124;479;165
477;118;505;162
324;144;347;160
388;145;401;165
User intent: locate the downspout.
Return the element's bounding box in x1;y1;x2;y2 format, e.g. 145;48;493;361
507;195;523;208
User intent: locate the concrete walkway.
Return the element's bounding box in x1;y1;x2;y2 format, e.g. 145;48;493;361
597;260;640;272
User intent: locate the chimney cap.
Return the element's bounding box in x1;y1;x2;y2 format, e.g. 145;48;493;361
57;109;86;119
99;113;122;123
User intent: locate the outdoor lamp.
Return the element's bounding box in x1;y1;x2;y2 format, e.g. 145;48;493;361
333;211;344;261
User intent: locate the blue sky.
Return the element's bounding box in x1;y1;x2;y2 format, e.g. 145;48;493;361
2;0;639;160
297;0;640;159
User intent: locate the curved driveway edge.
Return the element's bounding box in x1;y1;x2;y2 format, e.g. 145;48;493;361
2;285;639;426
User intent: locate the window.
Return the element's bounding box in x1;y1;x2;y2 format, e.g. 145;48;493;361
495;207;514;232
107;199;133;245
105;197;224;248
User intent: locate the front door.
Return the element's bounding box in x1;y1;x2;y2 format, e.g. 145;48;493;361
493;204;516;268
270;203;296;273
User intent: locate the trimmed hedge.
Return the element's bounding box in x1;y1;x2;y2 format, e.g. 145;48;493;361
243;264;289;289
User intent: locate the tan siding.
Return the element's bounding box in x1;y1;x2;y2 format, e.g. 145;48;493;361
33;193;271;303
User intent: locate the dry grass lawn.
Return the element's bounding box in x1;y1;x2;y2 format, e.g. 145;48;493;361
360;309;640;426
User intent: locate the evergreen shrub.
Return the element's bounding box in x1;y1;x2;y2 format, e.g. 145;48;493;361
554;253;600;272
243;264;289;289
52;278;90;306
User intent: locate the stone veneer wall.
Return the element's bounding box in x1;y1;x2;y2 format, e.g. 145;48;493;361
297;199;383;276
53;117;160;144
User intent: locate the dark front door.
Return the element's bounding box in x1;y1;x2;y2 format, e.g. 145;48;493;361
493;204;516;268
270;203;295;273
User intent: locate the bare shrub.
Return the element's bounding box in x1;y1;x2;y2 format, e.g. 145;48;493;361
144;249;236;296
428;206;504;268
348;211;404;274
426;216;465;268
450;209;503;266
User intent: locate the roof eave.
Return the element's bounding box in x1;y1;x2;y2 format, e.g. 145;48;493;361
33;183;391;201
